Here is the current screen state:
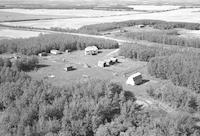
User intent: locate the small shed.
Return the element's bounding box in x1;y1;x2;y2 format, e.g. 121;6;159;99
64;64;73;71
50;50;62;55
85;46;98;55
126;72;143;86
98;61;106;67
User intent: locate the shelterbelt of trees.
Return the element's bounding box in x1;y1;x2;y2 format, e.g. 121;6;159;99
0;64;200;136
0;33;118;55
79;20;200;34
124;31;200;48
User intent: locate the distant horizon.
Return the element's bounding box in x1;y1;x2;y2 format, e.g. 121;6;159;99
1;0;200;5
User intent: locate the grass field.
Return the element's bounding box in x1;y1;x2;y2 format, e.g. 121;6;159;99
1;8;200;29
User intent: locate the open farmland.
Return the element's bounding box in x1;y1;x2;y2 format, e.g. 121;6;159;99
0;9;143;17
0;11;67;22
1;8;200;29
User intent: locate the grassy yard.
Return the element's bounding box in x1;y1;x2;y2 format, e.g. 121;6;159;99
29;49;163;96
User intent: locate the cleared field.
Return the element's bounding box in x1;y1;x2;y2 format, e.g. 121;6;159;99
128;5;181;11
1;8;200;29
0;29;47;39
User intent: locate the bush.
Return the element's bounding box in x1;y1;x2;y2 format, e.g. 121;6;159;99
14;56;39;71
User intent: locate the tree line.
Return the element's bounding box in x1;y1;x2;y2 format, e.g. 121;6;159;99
124;31;200;48
119;43;188;62
79;20;200;34
0;33;119;55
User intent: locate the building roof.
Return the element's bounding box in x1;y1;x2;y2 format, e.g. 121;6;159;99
129;72;142;78
85;46;98;51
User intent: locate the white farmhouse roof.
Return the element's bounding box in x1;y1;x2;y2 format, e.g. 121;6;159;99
85;46;98;51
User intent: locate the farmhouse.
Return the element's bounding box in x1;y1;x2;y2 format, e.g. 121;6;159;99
126;72;143;86
98;61;106;67
85;46;98;55
50;50;62;55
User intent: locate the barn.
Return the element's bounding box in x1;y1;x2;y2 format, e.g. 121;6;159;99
84;46;98;55
126;72;143;86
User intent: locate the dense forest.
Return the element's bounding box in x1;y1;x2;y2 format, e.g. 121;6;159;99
0;33;118;55
148;53;200;93
123;31;200;48
0;63;200;136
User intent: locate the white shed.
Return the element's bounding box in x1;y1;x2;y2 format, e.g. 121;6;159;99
85;46;98;55
50;50;62;55
126;72;143;86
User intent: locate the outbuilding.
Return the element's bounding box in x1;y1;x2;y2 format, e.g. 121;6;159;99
85;46;98;55
126;72;143;86
64;64;73;71
105;59;112;66
50;50;62;55
110;57;118;64
38;52;48;57
98;61;106;67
